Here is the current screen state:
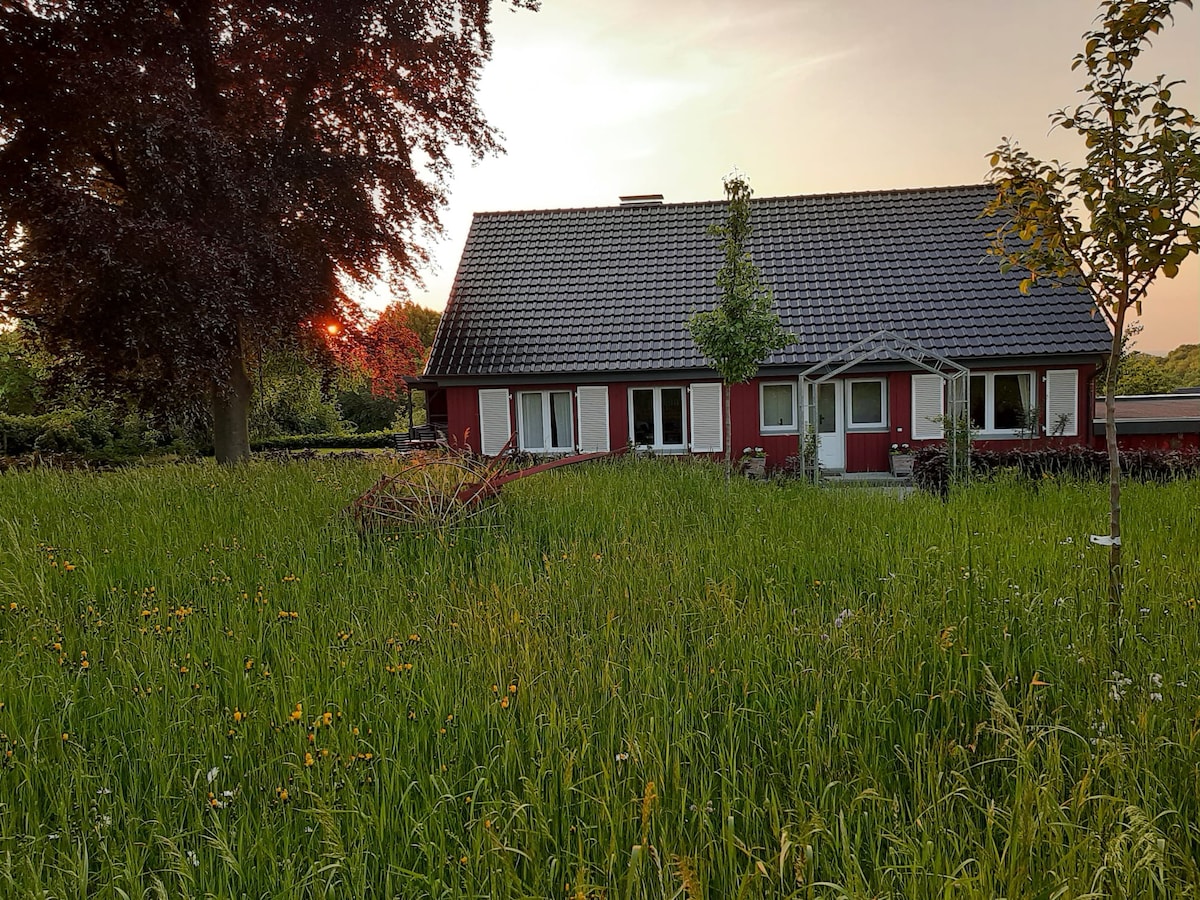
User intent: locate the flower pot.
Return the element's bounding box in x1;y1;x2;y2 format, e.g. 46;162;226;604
889;454;914;477
741;457;767;478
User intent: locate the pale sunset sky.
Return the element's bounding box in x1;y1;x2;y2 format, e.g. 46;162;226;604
394;0;1200;354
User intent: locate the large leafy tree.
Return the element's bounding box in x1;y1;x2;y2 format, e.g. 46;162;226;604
0;0;531;463
984;0;1200;627
689;174;794;470
389;300;443;349
335;302;427;400
1117;340;1200;393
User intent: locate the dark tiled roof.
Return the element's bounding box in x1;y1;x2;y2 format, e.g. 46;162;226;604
426;184;1113;377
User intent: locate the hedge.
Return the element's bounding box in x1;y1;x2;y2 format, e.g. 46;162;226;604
249;431;395;451
912;443;1200;493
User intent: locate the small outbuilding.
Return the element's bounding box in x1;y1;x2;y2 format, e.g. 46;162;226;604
1092;392;1200;451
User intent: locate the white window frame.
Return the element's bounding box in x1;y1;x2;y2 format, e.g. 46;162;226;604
969;370;1036;436
628;386;688;451
759;381;798;433
846;378;888;431
516;390;575;453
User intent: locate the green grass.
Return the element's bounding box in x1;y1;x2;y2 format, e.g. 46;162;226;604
0;457;1197;898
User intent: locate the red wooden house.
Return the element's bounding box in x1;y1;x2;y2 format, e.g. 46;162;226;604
417;185;1112;472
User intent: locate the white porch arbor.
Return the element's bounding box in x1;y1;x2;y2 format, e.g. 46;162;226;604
798;330;971;482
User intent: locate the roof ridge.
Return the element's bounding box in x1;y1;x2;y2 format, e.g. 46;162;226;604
471;183;993;218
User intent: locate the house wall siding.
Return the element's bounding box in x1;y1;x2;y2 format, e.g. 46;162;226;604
439;363;1099;469
845;433;893;472
889;374;913;450
607;384;629;454
447;386;480;452
1094;432;1200;451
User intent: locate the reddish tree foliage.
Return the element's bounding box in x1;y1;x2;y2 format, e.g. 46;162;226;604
0;1;534;462
333;304;426;399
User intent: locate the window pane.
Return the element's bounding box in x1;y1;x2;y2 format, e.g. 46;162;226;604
994;373;1031;430
849;381;883;425
521;393;544;449
549;391;573;449
762;384;794;427
661;388;684;445
817;383;836;434
969;376;985;429
632;390;655;445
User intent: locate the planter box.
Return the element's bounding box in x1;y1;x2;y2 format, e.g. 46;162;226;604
889;453;914;477
741;457;767;478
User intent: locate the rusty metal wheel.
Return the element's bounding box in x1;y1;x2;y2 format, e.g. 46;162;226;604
351;454;498;532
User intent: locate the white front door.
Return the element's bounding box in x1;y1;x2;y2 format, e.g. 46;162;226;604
813;380;845;471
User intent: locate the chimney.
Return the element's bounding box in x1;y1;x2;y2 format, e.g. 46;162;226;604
618;194;664;207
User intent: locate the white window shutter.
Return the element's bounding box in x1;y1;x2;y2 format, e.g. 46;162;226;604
478;388;511;456
689;382;723;452
1045;369;1079;437
911;374;945;440
576;386;610;452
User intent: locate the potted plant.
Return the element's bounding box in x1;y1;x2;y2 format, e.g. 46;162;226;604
740;446;767;478
888;442;914;476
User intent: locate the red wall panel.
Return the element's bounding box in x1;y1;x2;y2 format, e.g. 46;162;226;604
607;384;628;452
446;386;480;452
889;373;913;448
729;382;757;457
1092;432;1200;451
845;432;893;472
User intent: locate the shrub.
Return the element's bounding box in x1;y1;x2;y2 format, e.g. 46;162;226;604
0;413;41;453
1;409;114;454
913;443;1200;493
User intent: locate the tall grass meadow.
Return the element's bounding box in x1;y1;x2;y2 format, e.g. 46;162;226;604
0;457;1197;897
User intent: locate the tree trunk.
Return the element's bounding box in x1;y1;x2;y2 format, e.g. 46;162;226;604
1103;305;1126;650
212;335;252;465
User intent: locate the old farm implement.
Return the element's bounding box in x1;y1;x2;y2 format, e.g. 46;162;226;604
350;437;623;531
